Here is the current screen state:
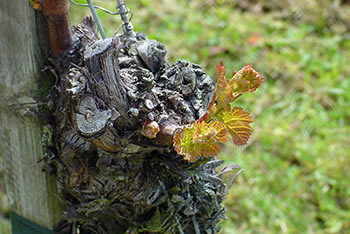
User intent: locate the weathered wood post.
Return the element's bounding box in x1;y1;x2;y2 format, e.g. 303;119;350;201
0;0;62;232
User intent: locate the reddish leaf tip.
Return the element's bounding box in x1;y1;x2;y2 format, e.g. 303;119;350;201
231;65;263;93
31;0;42;10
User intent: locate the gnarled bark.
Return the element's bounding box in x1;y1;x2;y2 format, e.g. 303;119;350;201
45;11;237;234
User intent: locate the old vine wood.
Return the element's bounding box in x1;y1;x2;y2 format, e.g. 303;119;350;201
2;0;243;233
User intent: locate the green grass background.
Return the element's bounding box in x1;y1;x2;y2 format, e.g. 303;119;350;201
1;0;350;233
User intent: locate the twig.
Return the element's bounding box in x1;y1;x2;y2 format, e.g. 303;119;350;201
176;217;185;234
72;221;77;234
192;216;201;234
224;168;245;195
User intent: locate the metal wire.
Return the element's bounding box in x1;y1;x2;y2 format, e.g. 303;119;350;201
70;0;133;16
116;0;136;38
70;0;134;39
116;0;129;25
86;0;106;39
113;11;134;36
70;0;128;15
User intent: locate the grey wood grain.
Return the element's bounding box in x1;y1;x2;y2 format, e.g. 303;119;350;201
0;1;62;230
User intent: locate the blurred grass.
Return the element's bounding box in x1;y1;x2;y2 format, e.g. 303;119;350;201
1;0;350;233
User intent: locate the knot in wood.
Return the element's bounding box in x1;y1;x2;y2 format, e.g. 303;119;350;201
76;96;112;137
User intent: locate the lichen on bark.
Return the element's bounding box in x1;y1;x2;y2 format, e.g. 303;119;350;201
47;17;239;233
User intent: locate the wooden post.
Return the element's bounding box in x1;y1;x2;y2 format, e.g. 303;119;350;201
0;0;62;231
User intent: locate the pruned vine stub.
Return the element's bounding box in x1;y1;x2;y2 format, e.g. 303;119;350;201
38;1;243;233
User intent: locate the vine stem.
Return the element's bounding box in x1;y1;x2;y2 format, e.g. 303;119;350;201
41;0;73;56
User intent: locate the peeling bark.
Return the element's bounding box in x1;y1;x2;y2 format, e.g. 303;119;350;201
45;16;237;233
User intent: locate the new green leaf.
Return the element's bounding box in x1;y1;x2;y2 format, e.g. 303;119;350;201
173;62;262;162
217;107;253;146
231;64;263;94
214;61;234;111
173;121;227;162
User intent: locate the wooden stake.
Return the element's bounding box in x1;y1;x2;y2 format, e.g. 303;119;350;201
0;0;63;230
